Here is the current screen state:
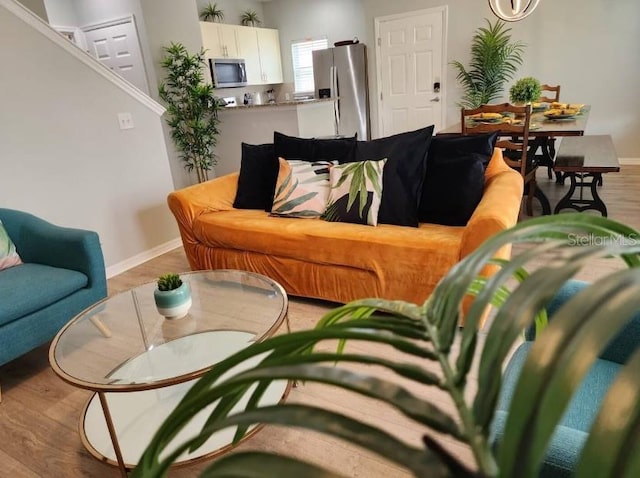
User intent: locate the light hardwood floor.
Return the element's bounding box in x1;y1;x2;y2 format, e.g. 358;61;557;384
0;166;638;477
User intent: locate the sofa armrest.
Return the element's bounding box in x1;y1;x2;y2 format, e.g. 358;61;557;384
0;208;106;294
460;149;524;262
167;173;239;246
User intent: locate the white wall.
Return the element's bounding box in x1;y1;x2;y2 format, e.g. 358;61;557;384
0;3;178;272
263;0;366;85
17;0;46;20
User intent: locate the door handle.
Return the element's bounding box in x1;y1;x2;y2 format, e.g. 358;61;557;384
430;97;440;102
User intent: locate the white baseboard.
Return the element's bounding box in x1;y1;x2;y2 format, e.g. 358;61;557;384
106;238;183;278
620;158;640;166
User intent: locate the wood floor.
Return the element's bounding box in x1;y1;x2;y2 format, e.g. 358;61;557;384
1;166;638;477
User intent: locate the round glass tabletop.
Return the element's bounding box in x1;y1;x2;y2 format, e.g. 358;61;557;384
49;270;288;391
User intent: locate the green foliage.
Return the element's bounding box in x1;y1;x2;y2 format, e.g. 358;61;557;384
200;2;224;22
157;273;183;291
509;77;542;104
133;214;640;478
451;19;526;108
240;9;261;27
158;43;221;183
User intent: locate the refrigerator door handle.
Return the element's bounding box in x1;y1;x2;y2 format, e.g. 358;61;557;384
331;66;340;135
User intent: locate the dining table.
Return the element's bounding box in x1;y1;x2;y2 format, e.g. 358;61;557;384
437;105;591;185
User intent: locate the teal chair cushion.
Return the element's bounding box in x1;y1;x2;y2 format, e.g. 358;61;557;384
492;342;622;477
0;263;88;326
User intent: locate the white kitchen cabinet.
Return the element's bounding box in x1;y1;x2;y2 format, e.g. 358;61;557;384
235;25;262;84
256;28;283;85
199;22;239;58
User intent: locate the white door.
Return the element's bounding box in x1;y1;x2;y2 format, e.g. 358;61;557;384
83;17;149;94
375;7;446;137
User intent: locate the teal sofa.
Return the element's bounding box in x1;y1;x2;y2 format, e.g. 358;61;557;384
0;208;107;369
492;280;640;477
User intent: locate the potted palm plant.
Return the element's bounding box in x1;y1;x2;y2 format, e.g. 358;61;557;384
154;273;191;320
199;2;224;22
240;9;261;27
451;19;526;108
159;43;222;183
133;214;640;477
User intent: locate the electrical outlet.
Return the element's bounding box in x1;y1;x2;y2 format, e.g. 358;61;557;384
117;112;134;130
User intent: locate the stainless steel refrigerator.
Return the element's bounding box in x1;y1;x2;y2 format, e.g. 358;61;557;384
312;43;371;140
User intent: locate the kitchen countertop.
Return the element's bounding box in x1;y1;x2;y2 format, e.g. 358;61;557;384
223;97;336;109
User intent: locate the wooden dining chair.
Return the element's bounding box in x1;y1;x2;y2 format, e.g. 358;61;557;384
537;84;561;179
539;84;561;103
461;103;550;216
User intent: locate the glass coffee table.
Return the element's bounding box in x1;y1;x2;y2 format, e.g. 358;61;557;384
49;270;289;476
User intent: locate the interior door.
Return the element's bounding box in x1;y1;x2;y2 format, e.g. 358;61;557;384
83;17;149;95
376;7;446;136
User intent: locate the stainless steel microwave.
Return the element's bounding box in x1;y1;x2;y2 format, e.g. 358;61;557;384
209;58;247;88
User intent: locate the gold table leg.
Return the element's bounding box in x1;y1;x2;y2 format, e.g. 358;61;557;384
98;392;128;477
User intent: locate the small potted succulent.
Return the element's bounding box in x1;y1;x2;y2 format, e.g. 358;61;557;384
240;9;261;27
200;3;224;22
154;273;192;320
509;76;542;105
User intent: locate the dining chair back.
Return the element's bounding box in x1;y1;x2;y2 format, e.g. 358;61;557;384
461;103;546;215
539;84;561;103
537;84;561;179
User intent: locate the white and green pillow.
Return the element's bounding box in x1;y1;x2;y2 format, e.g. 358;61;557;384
0;220;22;270
271;158;338;218
323;159;387;226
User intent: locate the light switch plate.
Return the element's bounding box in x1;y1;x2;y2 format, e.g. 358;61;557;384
118;112;134;130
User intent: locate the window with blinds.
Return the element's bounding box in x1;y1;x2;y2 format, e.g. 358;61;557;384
291;37;329;94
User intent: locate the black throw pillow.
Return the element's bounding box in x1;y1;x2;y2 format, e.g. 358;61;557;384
273;131;357;162
418;132;498;226
233;143;278;211
353;125;434;227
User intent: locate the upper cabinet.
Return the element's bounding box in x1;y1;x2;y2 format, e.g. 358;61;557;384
200;22;239;58
256;28;283;85
200;22;283;86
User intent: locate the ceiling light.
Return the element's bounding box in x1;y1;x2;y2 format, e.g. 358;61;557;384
488;0;541;21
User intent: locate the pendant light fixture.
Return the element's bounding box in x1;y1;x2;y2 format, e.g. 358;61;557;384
488;0;541;21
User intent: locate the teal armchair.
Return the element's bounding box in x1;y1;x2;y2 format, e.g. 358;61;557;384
491;280;640;477
0;208;107;374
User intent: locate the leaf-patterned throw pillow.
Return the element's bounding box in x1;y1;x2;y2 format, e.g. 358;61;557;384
271;158;338;218
323;159;386;226
0;220;22;271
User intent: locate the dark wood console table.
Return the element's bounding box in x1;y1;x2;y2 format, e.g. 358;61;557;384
553;135;620;216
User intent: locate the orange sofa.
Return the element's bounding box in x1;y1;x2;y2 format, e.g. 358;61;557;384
167;148;523;306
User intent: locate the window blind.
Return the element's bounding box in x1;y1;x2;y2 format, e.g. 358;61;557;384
291;37;329;94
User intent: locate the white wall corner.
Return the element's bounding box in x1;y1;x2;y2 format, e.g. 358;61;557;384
106;238;183;279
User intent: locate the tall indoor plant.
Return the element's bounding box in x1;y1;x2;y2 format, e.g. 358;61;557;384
133;214;640;477
451;19;526;108
159;43;221;183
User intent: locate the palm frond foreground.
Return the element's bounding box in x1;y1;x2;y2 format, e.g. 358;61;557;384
133;214;640;478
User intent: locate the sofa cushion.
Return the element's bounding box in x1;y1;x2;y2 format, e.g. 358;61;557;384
353;125;434;227
323;159;386;226
419;132;498;226
233;143;278;211
0;220;22;271
271;158;337;218
0;263;89;326
274;131;357;163
192;209;465;275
